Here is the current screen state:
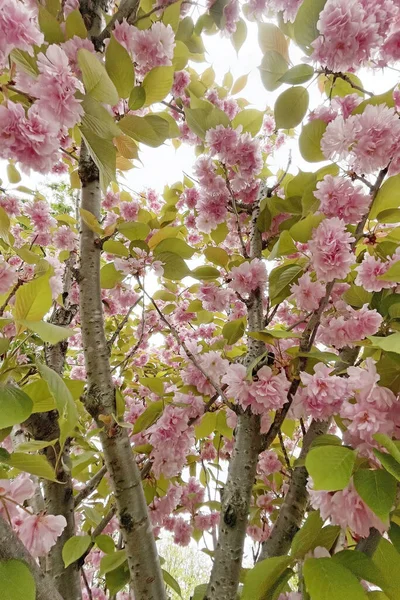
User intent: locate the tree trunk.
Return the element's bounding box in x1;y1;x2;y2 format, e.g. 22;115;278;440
205;192;265;600
78;142;166;600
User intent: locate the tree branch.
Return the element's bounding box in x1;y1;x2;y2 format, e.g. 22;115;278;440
74;465;107;508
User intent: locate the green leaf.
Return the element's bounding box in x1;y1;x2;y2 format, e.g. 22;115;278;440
299;120;327;162
275;86;309;129
100;263;123;289
138;377;164;396
373;433;400;463
368;334;400;354
231;74;248;95
38;5;64;43
163;570;182;597
103;240;129;257
153;238;195;259
118;221;150;241
10;49;39;77
158;251;191;280
62;535;91;568
259;50;288;92
204;247;229;267
324;73;365;99
81;96;121;140
332;550;393;593
291;511;323;558
378;261;400;282
269;263;303;304
78;49;119;105
14;276;52;322
353;469;396;521
303;557;368;600
190;266;220;281
80;127;116;191
105;562;130;595
192;584;208;600
0;385;33;429
258;23;289;60
289;213;324;242
99;550;127;576
0;452;57;481
0;559;35;600
352;89;395;115
162;0;182;30
22;380;56;413
95;535;115;554
372;538;400;600
222;318;246;345
232;18;247;53
0;206;10;244
133;401;163;434
128;86;146;110
232;109;264;136
269;230;297;260
293;0;328;51
143;66;174;106
370;175;400;220
65;9;87;39
19;320;74;344
279;64;315;85
119;114;170;147
241;556;292;600
343;285;372;308
105;34;135;99
195;412;217;439
7;163;21;184
36;363;79;448
305;445;356;491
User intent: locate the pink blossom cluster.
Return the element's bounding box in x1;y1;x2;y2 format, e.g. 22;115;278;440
171;70;191;97
340;358;397;444
314;175;370;224
309;218;355;282
319;304;382;348
260;0;302;23
322;105;400;176
198;282;233;312
229;258;268;297
34;45;83;129
290;272;325;312
309;480;387;538
312;0;400;71
0;102;60;173
292;363;349;420
114;20;175;77
206;89;240;121
355;252;399;292
182;352;229;396
148;393;203;477
257;449;282;477
0;257;18;295
205;126;263;192
0;0;43;68
222;363;290;414
0;475;67;557
192;158;229;233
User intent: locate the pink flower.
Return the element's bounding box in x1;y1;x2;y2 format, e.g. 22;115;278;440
114;20;175;77
309;218;355;282
0;195;20;216
172;70;190;97
314;175;370;224
222;364;254;407
0;0;44;67
267;0;302;22
0;258;18;294
290;272;325;312
257;450;282;476
310;481;387;538
120;200;139;221
0;475;35;519
173;518;193;546
26;200;56;233
229;258;267;296
322;105;400;176
382;30;400;62
199;282;232;312
355;254;393;292
17;513;67;557
293;363;348;420
62;36;95;73
53;225;78;251
247;524;270;542
250;366;290;413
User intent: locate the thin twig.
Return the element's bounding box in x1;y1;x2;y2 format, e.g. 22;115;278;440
74;465;107;508
267;151;292;197
107;296;142;350
81;568;93;600
140;284;235;410
223;166;248;258
0;280;22;317
278;429;292;473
